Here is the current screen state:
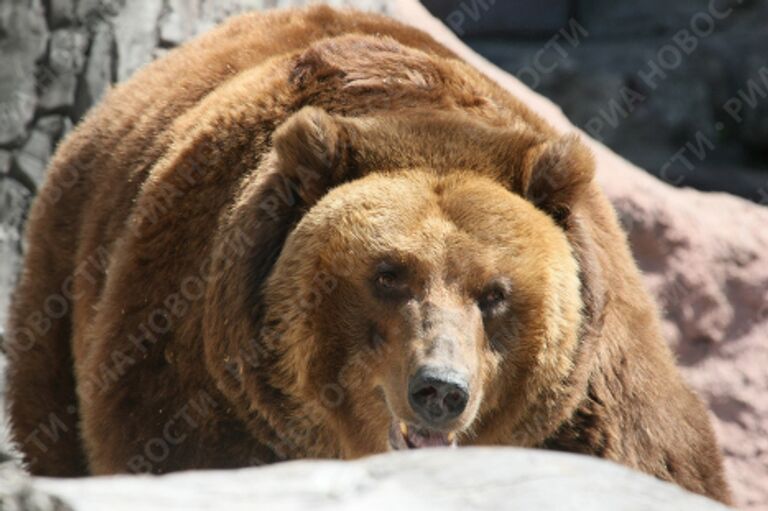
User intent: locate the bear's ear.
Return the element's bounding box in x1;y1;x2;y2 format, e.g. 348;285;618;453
519;134;595;224
270;106;352;206
203;107;355;412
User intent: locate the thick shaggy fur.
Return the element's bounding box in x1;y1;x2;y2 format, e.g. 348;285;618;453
4;6;729;503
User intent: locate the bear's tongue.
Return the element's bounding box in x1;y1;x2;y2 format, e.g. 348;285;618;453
395;421;456;449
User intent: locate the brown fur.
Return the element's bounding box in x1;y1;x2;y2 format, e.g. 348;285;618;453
4;5;730;504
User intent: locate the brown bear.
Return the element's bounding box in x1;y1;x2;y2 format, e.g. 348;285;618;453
4;5;730;504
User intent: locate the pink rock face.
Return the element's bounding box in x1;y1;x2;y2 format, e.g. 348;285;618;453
604;173;768;510
390;1;768;508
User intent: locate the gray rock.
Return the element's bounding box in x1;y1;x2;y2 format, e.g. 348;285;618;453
151;47;171;62
14;129;52;190
62;117;74;139
32;448;730;511
0;177;32;233
34;115;73;153
35;115;68;140
0;376;22;470
0;344;6;403
0;151;11;176
0;0;48;145
113;0;164;82
49;29;89;75
48;0;76;26
78;22;114;115
76;0;124;25
38;29;89;111
192;1;267;35
38;73;78;112
0;467;73;511
0;0;48;58
0;178;31;335
159;0;202;47
183;0;390;38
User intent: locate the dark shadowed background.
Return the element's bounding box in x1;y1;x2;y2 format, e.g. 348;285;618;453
423;0;768;203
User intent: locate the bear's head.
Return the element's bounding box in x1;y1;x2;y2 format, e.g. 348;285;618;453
204;107;600;460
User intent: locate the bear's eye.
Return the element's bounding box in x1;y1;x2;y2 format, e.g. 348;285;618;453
375;271;398;289
477;281;509;316
371;261;409;300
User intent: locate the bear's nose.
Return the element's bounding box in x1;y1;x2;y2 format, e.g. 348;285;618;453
408;367;469;426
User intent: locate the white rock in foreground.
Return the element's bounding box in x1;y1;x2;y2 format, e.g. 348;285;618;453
34;448;729;511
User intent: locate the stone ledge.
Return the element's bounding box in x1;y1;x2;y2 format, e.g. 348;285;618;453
30;448;730;511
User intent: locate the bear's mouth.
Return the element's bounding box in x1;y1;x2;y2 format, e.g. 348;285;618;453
388;420;457;450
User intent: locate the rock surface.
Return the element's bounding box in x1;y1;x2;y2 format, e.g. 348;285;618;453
0;459;72;511
113;0;163;82
76;21;114;119
38;28;88;111
29;449;731;511
0;0;47;145
607;177;768;510
0;178;31;339
0;0;765;509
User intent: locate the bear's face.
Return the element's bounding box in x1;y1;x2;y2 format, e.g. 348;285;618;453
206;107;595;460
265;170;583;457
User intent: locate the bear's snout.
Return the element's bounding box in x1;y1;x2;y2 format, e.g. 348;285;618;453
408;367;469;427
